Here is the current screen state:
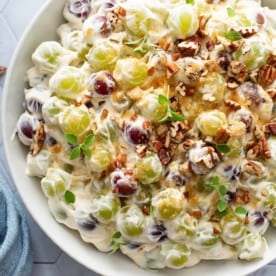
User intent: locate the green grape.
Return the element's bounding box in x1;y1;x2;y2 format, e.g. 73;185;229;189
124;3;153;37
42;96;68;125
197;110;227;136
118;205;145;237
91;195;120;223
86;40;119;71
238;233;267;260
206;17;227;39
32;41;65;74
199;73;226;102
192;222;218;250
135;154;162;185
136;92;167;122
97;119;119;141
161;242;190;269
49;66;85;100
41;168;71;198
167;4;199;39
235;39;269;70
152;188;183;220
261;183;276;209
175;213;198;238
220;213;247;245
271;208;276;227
61;106;91;136
87;142;114;173
113;58;147;90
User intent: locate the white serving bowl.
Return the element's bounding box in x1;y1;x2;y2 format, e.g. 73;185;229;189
2;0;276;275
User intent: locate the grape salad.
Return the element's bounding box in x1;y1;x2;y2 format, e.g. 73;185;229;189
17;0;276;270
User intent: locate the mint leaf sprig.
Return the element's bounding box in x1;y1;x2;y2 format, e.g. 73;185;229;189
64;190;75;204
227;7;236;17
158;94;185;124
205;176;229;217
225;30;242;41
65;133;95;160
109;231;127;254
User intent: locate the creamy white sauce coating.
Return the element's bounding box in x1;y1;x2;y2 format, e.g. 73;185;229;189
16;0;276;271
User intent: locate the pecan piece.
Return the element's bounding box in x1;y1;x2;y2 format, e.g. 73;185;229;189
158;148;171;166
263;122;276;135
30;124;45;156
224;99;241;110
176;36;200;57
258;64;276;85
188;209;202;219
135;145;147;158
229;60;248;83
214;128;230;144
175;82;195;96
267;88;276;101
150;140;163;152
243;160;264;177
239;27;257;38
247;135;271;159
198;15;210;36
0;66;7;75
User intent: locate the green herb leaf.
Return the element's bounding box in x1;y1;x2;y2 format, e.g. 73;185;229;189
217;200;227;212
227;7;236;17
225;31;242;41
216;144;231;153
212;176;219;187
170;108;185;121
70;146;81;160
134;45;148;54
112;231;122;239
215;209;228;217
124;38;144;46
83;133;95;146
219;185;228;196
65;134;78;145
158;94;170;104
235;206;247;215
186;0;194;4
64;190;75;204
80;144;91;158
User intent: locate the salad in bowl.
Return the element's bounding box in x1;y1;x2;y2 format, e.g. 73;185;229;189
13;0;276;271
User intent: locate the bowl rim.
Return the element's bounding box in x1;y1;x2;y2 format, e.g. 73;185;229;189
1;1;276;275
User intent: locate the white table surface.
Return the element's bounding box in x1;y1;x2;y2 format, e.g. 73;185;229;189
0;0;275;275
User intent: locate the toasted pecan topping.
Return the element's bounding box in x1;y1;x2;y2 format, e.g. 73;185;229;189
135;145;147;158
30;124;45;156
267;88;276;101
206;40;215;51
100;108;109;120
115;153;127;168
176;36;200;57
0;66;7;75
239;27;257;38
247;135;271;159
258;64;276;85
150;140;163;152
224;99;241;110
49;143;62;154
158;148;171;166
263;122;276;135
243;160;264;177
175;82;195;96
117;6;126;16
188;209;202;219
229;60;248;83
198;15;210;36
214;128;230;144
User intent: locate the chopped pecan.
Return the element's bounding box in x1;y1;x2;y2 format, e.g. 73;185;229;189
30;124;45;156
182;139;195;151
229;60;248;83
263;122;276;135
176;36;200;57
158;148;171;166
213;226;222;235
100;108;108;120
172;52;181;61
157;124;168;136
142;120;151;130
247;135;271;159
179;161;193;178
236;189;250;204
217;50;231;71
115;153;127;168
224;99;241;110
170;121;189;144
167;62;180;75
135;145;147;158
188;209;202;219
198;15;210;36
227;78;239;89
150;140;163;152
243;160;264;177
117;6;126;16
158;38;171;51
49;143;62;154
214;128;230;144
188;141;220;175
206;40;215;51
175;82;195;96
258;64;276;85
239;27;257;38
267;88;276;101
0;66;7;75
142;205;150;216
